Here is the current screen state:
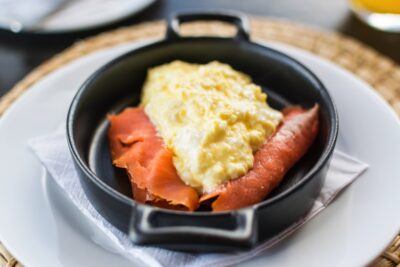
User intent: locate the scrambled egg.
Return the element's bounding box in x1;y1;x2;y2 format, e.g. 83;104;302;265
141;61;282;193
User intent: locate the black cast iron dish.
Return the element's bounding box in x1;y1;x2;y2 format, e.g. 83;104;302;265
67;11;338;252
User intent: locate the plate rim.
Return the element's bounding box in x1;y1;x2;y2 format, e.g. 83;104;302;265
0;0;156;34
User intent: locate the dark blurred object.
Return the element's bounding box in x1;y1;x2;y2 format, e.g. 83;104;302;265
1;0;400;96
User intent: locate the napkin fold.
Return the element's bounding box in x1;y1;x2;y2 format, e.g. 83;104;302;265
29;128;368;267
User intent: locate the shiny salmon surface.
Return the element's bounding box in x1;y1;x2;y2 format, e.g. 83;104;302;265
200;105;319;211
108;108;199;211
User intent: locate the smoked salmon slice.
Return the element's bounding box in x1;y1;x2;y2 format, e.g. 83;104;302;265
108;105;319;212
200;105;319;212
108;108;199;211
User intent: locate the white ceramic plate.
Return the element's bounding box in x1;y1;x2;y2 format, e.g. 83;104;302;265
0;0;155;33
0;40;400;267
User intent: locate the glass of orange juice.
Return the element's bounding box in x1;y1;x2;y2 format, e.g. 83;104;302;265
350;0;400;32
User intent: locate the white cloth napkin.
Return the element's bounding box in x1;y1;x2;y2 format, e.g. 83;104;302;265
29;128;368;267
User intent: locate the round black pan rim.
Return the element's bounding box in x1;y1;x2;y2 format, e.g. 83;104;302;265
66;36;339;216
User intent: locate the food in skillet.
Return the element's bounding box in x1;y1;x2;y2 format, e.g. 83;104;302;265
108;61;319;212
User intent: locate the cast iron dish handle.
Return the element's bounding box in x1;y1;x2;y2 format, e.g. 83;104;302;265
130;204;258;248
166;10;250;41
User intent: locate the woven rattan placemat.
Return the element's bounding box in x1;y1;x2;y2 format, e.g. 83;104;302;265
0;18;399;267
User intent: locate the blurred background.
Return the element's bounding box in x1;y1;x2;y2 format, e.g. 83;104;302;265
0;0;399;96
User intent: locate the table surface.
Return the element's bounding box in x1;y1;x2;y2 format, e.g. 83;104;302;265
0;0;399;97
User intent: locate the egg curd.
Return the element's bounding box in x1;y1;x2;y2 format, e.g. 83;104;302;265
141;61;282;193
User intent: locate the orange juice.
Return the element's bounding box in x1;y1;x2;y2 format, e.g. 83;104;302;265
350;0;400;32
352;0;400;14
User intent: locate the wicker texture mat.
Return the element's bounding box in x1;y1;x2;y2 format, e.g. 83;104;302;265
0;18;399;267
